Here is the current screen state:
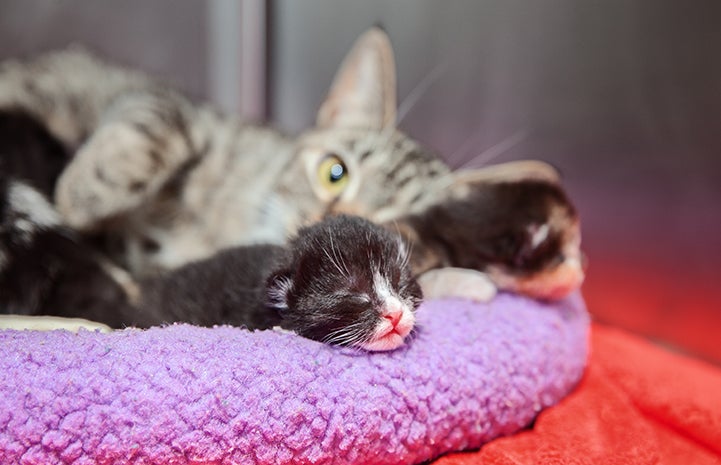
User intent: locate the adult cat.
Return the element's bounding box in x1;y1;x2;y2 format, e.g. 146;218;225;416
0;28;583;301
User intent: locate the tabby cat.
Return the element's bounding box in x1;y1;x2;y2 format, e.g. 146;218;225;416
0;28;584;312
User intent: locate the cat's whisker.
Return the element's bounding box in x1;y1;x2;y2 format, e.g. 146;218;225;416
401;235;415;272
328;232;350;278
392;227;413;272
346;328;372;347
322;245;347;278
458;129;529;169
365;229;377;269
391;221;406;265
395;61;447;127
447;128;484;167
365;125;396;162
331;328;364;344
400;241;412;271
323;325;366;346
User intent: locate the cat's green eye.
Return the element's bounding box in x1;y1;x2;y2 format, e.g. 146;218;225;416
317;155;349;195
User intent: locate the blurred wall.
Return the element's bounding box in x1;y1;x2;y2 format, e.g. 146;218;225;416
271;0;721;362
0;0;209;100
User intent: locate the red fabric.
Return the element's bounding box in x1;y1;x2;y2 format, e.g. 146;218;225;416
583;255;721;364
432;324;721;465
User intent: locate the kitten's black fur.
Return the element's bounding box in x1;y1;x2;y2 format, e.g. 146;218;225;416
0;108;69;197
138;215;422;346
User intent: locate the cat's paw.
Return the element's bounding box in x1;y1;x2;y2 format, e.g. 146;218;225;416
55;124;171;230
0;315;112;332
418;267;497;302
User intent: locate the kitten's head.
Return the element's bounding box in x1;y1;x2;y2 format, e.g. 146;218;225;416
266;215;422;352
398;162;585;301
275;28;449;233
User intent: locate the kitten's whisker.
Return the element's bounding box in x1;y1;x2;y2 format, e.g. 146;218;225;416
391;221;405;265
395;61;448;127
322;246;347;278
328;232;350;277
401;243;412;270
458;129;529;169
402;236;415;271
322;320;366;342
392;220;413;271
323;326;366;346
333;331;364;346
365;230;377;269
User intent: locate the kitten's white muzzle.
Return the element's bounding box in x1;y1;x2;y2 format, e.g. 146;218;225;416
360;298;416;352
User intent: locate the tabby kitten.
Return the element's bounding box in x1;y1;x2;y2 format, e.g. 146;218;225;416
0;28;584;302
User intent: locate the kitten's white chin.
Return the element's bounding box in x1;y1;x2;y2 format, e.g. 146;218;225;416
359;332;407;352
359;312;415;352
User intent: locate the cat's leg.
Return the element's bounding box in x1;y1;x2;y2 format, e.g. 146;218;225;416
418;267;497;303
54;89;196;231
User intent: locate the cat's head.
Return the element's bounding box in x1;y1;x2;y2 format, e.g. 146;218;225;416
266;215;422;351
275;28;450;231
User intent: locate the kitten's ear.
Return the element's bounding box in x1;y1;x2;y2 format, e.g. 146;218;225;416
450;160;562;189
316;27;397;130
266;270;293;310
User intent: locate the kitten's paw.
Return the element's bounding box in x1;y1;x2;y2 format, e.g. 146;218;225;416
55;124;172;230
0;315;112;332
418;267;497;302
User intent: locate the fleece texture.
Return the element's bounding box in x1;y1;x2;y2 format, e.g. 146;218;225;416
0;293;589;465
432;323;721;465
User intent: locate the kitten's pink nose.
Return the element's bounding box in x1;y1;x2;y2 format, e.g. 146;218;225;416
383;306;403;327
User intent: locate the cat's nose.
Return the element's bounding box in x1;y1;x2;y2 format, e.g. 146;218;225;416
382;305;403;327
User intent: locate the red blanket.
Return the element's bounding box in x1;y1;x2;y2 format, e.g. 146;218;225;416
432;323;721;465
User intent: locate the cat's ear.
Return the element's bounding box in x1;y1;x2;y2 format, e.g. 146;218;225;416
266;270;293;310
316;27;397;130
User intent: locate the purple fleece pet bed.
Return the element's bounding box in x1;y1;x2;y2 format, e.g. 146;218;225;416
0;293;589;465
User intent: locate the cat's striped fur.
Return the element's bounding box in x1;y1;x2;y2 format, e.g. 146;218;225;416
0;30;449;277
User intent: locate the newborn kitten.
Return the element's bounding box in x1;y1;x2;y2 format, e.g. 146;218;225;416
394;162;584;301
139;215;422;351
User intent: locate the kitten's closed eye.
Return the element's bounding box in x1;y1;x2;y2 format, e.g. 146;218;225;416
338;292;372;306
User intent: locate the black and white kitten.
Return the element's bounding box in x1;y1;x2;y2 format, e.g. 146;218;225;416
139;215;421;351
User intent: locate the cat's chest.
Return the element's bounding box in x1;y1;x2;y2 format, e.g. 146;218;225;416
126;125;298;272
